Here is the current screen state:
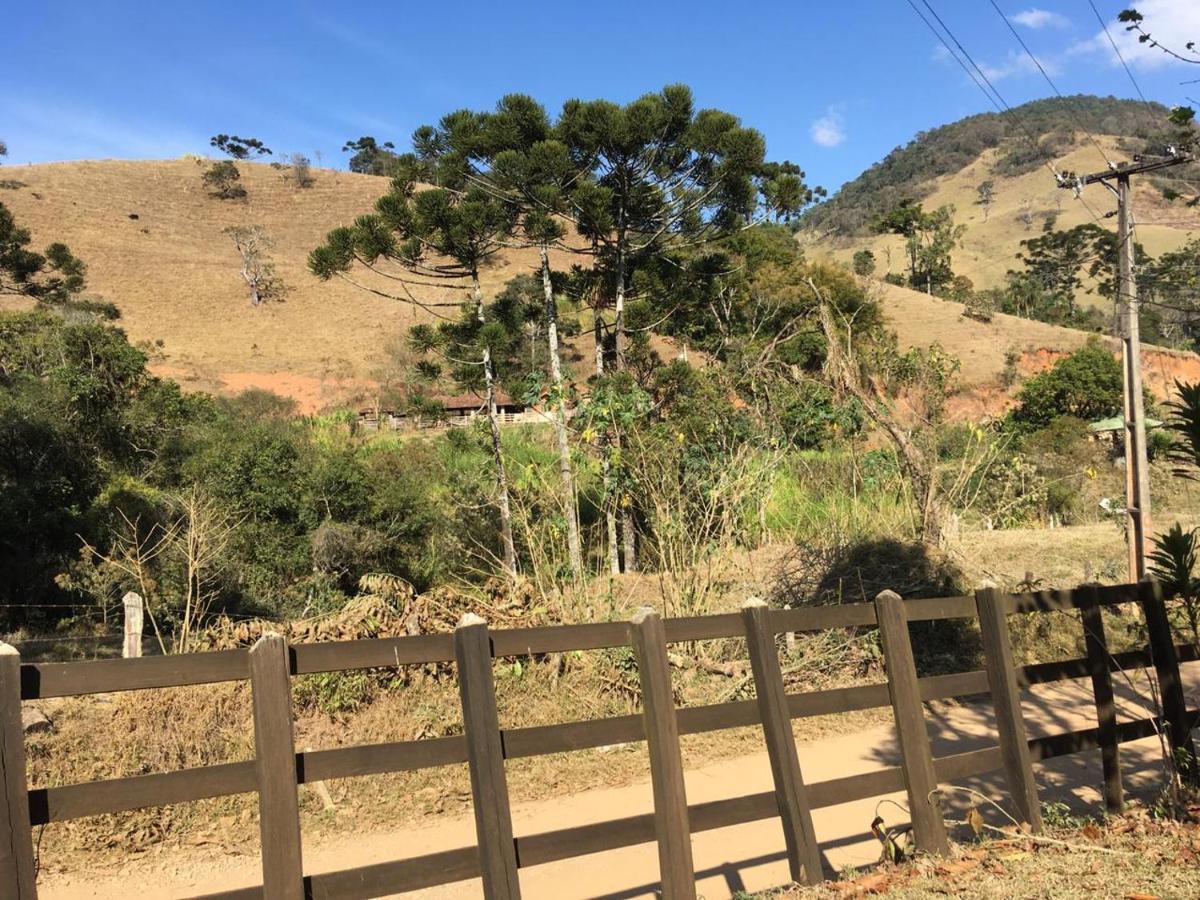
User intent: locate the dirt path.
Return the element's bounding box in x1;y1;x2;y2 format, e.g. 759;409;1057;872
42;664;1200;900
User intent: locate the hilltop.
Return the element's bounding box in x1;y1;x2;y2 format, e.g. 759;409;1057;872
800;96;1200;293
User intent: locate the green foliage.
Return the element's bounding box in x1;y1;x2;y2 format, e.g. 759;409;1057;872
1163;380;1200;476
209;134;272;160
1149;521;1200;645
0;201;87;304
1150;522;1199;600
342;136;398;175
202;161;245;200
1011;339;1124;429
872;200;964;291
851;249;876;277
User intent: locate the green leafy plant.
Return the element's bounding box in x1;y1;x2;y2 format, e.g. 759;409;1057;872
1149;521;1200;646
1163;380;1200;477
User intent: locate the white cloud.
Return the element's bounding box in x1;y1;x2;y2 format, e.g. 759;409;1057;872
1011;8;1070;30
810;108;845;148
1074;0;1200;71
978;49;1059;82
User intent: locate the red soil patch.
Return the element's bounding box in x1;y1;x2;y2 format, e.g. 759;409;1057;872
1019;345;1200;400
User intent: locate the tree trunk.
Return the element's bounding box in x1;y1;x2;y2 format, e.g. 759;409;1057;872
473;274;517;576
541;247;583;581
611;214;637;570
595;314;620;575
613;219;627;369
621;507;637;571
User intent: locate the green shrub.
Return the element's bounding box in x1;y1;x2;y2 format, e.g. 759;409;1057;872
1011;339;1122;430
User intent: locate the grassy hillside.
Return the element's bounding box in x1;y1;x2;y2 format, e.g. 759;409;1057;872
879;279;1200;399
801;95;1175;235
0;159;575;409
2;155;1189;414
804;134;1199;294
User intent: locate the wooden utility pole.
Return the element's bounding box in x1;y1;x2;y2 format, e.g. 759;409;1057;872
1059;153;1193;580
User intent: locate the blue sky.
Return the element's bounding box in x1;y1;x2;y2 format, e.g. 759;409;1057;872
4;1;1199;194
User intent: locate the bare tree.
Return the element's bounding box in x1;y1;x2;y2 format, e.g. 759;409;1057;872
287;153;314;188
224;225;285;306
174;486;239;654
814;279;945;546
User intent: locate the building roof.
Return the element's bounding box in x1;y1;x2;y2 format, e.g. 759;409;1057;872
1089;416;1163;433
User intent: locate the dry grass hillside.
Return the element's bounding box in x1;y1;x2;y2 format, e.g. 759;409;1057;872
2;156;1192;415
806;135;1199;295
0;159;575;410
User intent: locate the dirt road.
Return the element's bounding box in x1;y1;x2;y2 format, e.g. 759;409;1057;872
42;663;1199;900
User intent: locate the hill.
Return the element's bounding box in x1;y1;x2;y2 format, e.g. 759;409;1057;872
2;155;1192;415
800;96;1200;294
0;159;575;410
879;280;1200;406
802;95;1175;236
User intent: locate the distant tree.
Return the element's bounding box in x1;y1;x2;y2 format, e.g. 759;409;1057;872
949;274;974;303
0;140;7;160
286;153;314;188
0;201;87;304
873;201;964;293
209;134;272;160
1006;221;1139;325
758;160;821;223
975;180;996;221
558;85;809;370
224;226;284;306
1017;199;1034;231
202;160;246;200
342;136;397;175
1141;237;1200;349
852;248;876;277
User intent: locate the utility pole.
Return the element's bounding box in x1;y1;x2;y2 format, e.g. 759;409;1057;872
1058;152;1193;580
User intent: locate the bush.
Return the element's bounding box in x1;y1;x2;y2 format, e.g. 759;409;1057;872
287;153;314;188
202;160;245;200
1011;339;1122;430
775;536;978;675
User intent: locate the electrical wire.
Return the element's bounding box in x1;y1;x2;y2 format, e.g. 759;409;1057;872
988;0;1115;170
903;0;1116;231
1088;0;1148;104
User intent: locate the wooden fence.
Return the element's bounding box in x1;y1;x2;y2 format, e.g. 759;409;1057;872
1;581;1197;899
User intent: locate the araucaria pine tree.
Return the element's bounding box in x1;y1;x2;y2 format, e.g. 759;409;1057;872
558;85;808;568
309;174;522;575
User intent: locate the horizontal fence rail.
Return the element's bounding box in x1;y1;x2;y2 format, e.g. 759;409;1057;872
2;579;1195;900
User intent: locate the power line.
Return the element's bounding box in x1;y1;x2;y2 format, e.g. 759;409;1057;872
909;1;1119;231
988;0;1115;169
1088;0;1149;104
915;0;1058;175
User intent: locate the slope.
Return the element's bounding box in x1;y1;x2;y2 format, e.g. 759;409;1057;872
0;159;573;407
804;134;1199;294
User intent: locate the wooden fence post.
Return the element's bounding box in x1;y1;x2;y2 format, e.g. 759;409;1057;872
1079;584;1122;812
1141;580;1199;785
0;644;37;898
741;599;823;884
630;607;696;900
874;591;949;855
249;634;304;899
455;613;521;900
122;591;143;659
975;587;1043;832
